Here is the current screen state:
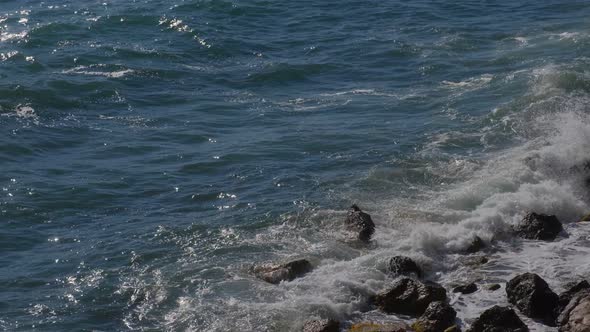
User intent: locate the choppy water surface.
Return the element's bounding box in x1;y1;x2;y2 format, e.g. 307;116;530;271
2;1;590;331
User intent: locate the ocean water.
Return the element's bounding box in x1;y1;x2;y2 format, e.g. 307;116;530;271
2;0;590;331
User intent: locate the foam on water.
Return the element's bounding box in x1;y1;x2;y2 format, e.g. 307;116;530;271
144;62;590;331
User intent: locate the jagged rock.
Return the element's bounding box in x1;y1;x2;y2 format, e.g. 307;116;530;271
557;292;590;332
411;301;457;332
514;212;563;241
486;284;501;291
388;256;422;278
506;273;558;325
372;277;447;316
466;236;485;254
453;283;478;295
345;205;375;242
253;259;312;284
557;280;590;315
303;319;339;332
467;306;528;332
348;322;410;332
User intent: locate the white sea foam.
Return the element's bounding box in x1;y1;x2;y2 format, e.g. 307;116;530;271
62;64;134;78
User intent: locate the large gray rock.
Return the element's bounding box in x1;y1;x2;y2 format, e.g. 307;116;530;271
558;292;590;332
345;205;375;242
506;273;558;326
514;212;563;241
253;259;312;284
411;301;457;332
372;277;447;316
467;306;528;332
302;319;339;332
387;256;422;278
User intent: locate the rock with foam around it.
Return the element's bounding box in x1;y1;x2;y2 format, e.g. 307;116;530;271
466;306;529;332
466;236;485;254
253;259;312;284
372;277;447;316
514;212;563;241
387;256;422;278
411;301;457;332
345;205;375;242
506;273;558;326
453;282;478;295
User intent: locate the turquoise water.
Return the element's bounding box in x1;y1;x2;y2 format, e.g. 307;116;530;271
2;1;590;331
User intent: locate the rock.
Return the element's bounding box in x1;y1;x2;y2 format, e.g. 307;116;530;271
486;284;501;291
411;301;457;332
557;292;590;332
444;326;461;332
253;259;312;284
345;205;375;242
514;212;563;241
372;277;447;316
466;236;485;254
462;256;489;267
506;273;558;325
467;306;528;332
303;319;339;332
387;256;422;278
557;280;590;315
579;213;590;222
453;283;478;295
348;322;410;332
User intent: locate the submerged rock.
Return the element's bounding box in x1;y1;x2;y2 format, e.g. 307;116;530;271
253;259;312;284
557;292;590;332
467;306;528;332
466;236;486;254
411;301;457;332
557;280;590;315
387;256;422;278
348;322;410;332
345;205;375;242
514;212;563;241
579;213;590;222
453;283;478;295
506;273;558;325
372;277;447;316
486;284;501;291
303;319;339;332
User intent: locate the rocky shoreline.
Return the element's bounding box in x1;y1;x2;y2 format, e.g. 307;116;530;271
252;206;590;332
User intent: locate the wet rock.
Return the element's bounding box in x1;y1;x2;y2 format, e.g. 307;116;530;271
303;319;339;332
348;322;410;332
444;326;461;332
372;277;447;316
557;292;590;332
387;256;422;278
345;205;375;242
514;212;563;241
411;301;457;332
506;273;558;325
557;280;590;315
466;306;528;332
453;283;478;295
486;284;501;291
253;259;312;284
462;256;489;267
466;236;485;254
579;213;590;222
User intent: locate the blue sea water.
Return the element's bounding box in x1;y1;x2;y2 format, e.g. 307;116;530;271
2;0;590;331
